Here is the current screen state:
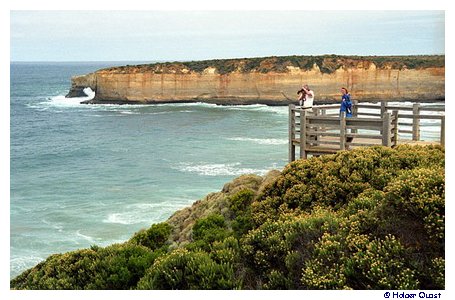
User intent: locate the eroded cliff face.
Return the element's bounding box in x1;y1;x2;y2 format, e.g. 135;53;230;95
67;56;445;104
66;73;97;98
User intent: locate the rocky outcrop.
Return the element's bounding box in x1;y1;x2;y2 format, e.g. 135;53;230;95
67;55;445;104
65;73;97;98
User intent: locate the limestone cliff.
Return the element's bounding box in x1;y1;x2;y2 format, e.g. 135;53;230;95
66;55;445;104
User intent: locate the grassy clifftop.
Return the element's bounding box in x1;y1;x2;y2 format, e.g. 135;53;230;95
99;54;445;75
11;145;445;290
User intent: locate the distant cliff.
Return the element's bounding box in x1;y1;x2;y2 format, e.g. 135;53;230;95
66;55;445;104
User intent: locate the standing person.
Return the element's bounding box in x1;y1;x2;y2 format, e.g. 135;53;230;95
297;84;314;108
340;87;352;117
340;87;354;145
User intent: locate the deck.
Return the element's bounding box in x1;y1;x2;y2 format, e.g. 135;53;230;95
289;102;445;162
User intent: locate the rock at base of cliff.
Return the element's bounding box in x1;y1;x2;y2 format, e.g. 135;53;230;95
65;87;88;98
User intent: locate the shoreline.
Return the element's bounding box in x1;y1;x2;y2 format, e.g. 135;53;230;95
80;98;446;106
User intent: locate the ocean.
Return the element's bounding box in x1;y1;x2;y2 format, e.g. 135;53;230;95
10;62;444;278
10;62;289;278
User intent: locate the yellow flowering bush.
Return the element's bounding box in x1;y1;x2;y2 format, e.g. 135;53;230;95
12;145;444;290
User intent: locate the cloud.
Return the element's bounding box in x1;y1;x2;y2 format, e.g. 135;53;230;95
10;10;445;61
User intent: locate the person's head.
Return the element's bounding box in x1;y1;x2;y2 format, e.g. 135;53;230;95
304;84;310;90
341;87;348;95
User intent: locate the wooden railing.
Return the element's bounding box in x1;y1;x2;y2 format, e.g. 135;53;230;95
355;102;445;144
289;101;444;162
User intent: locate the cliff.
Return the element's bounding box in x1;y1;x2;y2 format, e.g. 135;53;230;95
66;55;445;104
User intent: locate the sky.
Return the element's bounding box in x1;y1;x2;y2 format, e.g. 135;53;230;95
10;10;445;62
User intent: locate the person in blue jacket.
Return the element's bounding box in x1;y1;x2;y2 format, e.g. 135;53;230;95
340;87;353;117
340;87;354;145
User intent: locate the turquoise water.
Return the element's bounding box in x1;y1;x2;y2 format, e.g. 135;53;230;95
10;62;289;277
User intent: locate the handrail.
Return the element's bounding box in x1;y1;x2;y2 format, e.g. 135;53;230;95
289;101;444;161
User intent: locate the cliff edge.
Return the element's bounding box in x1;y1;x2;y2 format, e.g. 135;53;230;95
66;55;445;104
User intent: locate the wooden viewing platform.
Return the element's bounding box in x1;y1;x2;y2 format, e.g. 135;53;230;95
289;101;445;162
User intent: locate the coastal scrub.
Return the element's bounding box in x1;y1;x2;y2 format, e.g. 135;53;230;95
11;145;445;290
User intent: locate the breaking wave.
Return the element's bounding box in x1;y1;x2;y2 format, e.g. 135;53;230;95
227;137;288;145
173;162;272;176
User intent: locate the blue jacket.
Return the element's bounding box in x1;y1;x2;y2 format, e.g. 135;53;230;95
340;94;353;117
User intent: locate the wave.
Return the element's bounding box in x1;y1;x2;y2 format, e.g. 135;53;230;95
103;213;137;225
233;105;288;115
173;162;273;176
119;111;140;115
102;202;185;225
153;102;288;114
10;255;44;275
41;87;96;108
76;230;97;244
41;218;64;232
227;137;288;145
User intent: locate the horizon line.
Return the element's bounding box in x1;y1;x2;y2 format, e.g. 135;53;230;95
9;53;447;64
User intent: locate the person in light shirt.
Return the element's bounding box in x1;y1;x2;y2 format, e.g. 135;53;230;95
297;84;314;108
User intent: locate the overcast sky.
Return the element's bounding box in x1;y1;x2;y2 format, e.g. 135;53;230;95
10;10;445;62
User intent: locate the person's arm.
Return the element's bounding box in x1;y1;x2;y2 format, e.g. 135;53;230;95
302;88;314;98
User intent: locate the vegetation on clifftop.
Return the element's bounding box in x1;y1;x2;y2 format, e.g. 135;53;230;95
11;145;445;290
99;55;445;75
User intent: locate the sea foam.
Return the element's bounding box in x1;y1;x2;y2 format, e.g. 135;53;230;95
173;162;272;176
227;137;288;145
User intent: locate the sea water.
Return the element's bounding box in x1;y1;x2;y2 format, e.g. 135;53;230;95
9;62;444;278
10;62;289;278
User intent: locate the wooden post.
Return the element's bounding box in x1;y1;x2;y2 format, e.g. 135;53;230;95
380;101;386;115
340;112;346;150
288;104;296;162
382;111;392;147
392;110;399;147
312;107;319;146
412;103;420;141
300;109;307;159
352;100;358;134
440;115;445;147
379;101;386;135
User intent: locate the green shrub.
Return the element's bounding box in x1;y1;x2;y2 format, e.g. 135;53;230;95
136;248;240;289
384;167;445;244
129;222;172;251
241;208;341;288
228;189;254;214
348;235;419;289
12;145;445;290
192;214;231;245
11;244;156;290
253;146;444;225
301;233;349;289
228;189;255;237
428;257;445;289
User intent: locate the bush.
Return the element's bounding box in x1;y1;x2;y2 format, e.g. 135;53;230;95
129;222;172;251
192;214;231;246
300;233;349;289
11;244;156;290
136;248;240;289
384;167;445;244
241;208;341;288
12;145;445;290
253;146;444;224
347;235;419;289
228;189;255;237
